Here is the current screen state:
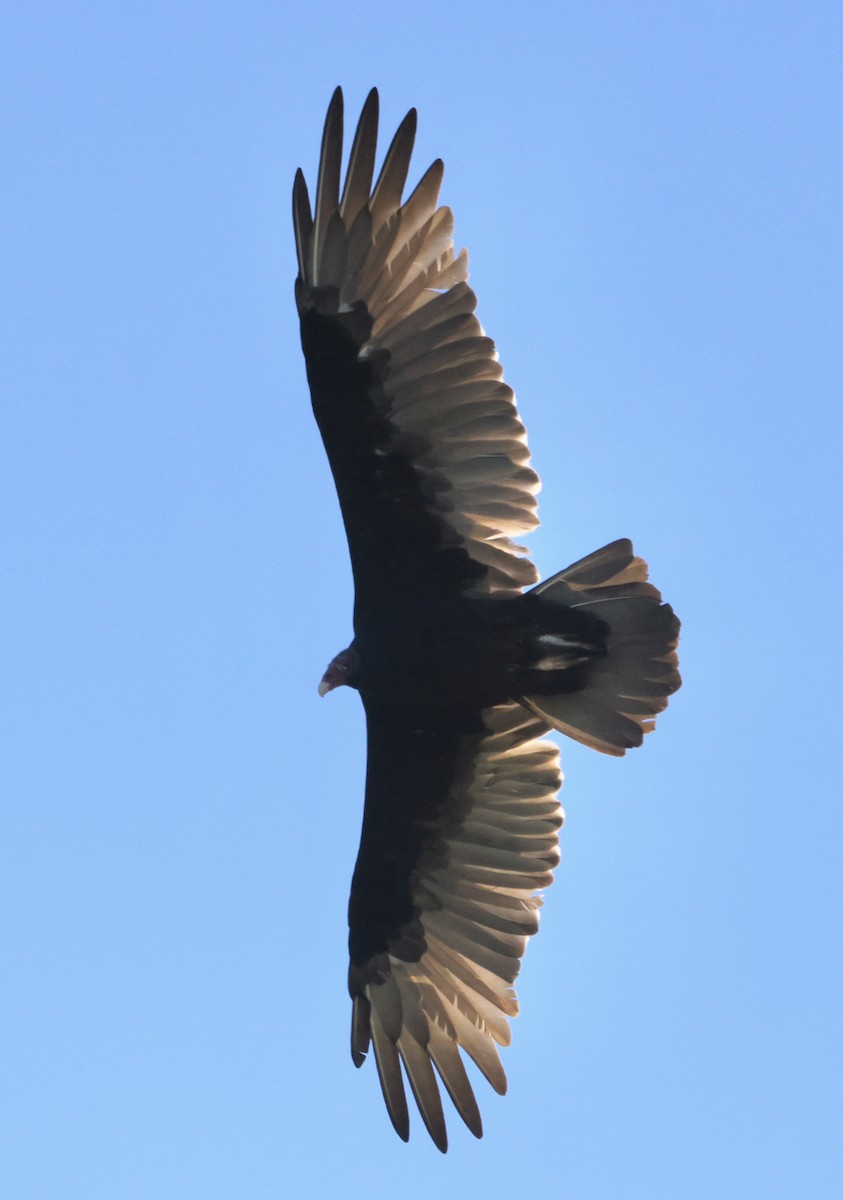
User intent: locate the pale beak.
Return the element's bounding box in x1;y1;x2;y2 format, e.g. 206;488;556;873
317;677;331;697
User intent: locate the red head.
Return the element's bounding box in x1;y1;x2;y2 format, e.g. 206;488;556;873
318;646;359;696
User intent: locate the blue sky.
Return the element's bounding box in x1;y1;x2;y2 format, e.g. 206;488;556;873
3;2;842;1196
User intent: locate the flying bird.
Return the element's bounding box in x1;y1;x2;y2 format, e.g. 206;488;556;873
293;87;680;1151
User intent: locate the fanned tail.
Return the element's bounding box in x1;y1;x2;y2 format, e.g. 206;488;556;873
521;539;681;756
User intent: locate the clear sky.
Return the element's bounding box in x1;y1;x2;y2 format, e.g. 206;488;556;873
3;2;842;1196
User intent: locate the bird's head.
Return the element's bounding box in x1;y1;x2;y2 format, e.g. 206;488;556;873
318;645;360;696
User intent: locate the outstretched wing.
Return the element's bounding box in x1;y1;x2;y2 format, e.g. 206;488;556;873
294;88;541;612
348;700;562;1151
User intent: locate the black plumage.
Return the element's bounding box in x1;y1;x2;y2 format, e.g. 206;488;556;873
293;87;681;1151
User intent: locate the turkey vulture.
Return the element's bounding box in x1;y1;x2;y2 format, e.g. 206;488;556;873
293;87;680;1151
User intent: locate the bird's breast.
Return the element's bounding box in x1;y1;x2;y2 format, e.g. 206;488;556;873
353;598;525;712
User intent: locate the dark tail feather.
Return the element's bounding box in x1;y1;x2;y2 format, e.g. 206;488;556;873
520;539;681;756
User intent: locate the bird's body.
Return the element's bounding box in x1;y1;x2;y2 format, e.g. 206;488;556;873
348;592;605;711
293;88;681;1150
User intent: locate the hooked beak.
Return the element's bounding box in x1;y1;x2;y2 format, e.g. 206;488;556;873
317;677;332;697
